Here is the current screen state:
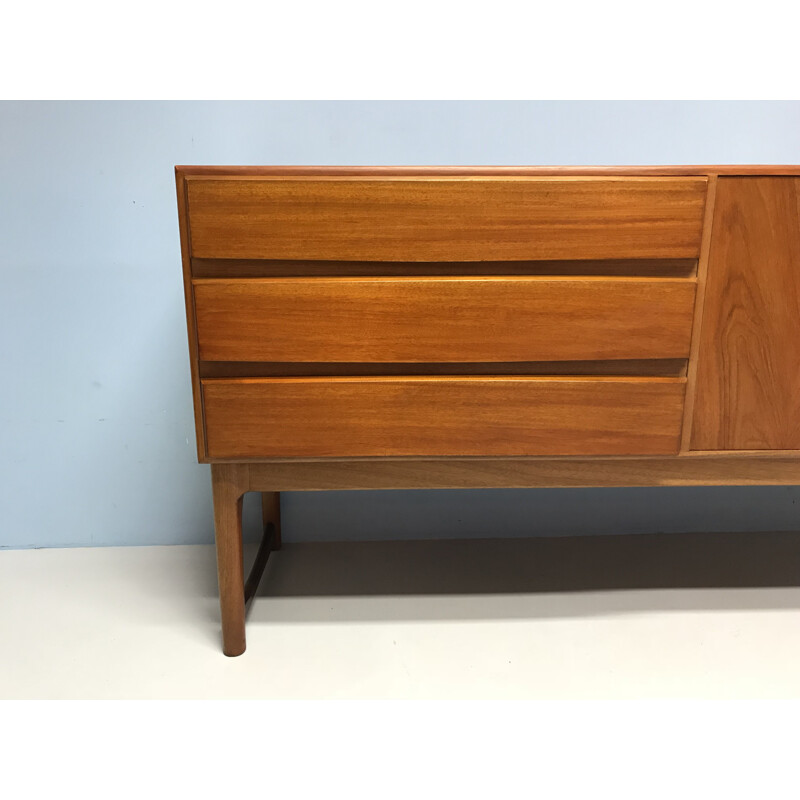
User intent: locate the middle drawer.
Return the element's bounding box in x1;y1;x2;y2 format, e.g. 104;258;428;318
193;276;696;363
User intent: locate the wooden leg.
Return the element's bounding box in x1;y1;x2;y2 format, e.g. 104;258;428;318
243;491;279;604
262;492;282;550
211;464;248;657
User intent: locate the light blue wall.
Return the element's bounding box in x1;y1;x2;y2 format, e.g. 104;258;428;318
2;101;800;548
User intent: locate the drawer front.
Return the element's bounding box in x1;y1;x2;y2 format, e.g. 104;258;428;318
186;177;707;261
202;377;686;459
194;277;696;363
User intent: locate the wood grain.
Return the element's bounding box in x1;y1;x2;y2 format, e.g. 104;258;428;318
185;177;707;261
193;276;696;363
690;177;800;450
202;376;686;459
244;455;800;491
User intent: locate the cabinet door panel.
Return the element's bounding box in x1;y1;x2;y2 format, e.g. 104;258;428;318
691;177;800;450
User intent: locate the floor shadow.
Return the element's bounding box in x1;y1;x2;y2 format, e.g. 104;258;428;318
242;532;800;622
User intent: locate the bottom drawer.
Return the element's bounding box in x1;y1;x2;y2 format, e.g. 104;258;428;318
202;376;686;459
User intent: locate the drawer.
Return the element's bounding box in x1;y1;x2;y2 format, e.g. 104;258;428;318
185;177;707;261
194;277;696;363
201;376;686;459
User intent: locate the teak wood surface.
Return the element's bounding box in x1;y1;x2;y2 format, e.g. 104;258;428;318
193;276;696;364
185;177;707;261
201;376;686;459
244;456;800;491
691;177;800;450
175;166;800;656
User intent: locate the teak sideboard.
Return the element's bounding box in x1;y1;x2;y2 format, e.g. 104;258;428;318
175;165;800;656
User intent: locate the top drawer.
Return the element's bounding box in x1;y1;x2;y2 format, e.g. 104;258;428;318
184;177;708;262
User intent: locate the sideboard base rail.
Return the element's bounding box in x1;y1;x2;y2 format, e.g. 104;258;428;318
244;456;800;491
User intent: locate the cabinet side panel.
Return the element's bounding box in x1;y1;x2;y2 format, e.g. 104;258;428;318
176;168;207;461
690;177;800;450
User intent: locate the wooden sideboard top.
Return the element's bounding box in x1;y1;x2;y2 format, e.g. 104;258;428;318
176;165;800;177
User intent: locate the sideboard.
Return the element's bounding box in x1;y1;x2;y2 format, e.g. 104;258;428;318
175;165;800;656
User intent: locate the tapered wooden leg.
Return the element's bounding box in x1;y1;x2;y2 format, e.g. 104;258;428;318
211;464;248;657
262;492;281;550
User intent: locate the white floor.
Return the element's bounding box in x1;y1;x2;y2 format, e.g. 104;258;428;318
2;534;800;698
